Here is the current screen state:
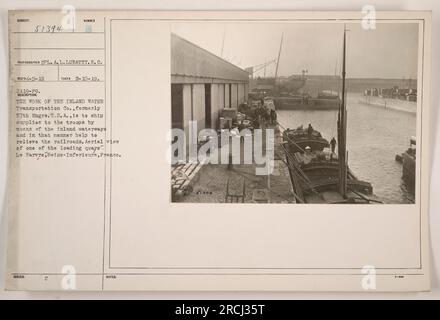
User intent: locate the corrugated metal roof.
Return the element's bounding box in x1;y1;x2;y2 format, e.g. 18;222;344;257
171;33;249;83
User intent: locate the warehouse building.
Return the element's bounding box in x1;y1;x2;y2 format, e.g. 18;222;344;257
171;33;249;135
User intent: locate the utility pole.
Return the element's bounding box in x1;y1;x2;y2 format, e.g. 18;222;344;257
274;33;284;81
220;29;226;57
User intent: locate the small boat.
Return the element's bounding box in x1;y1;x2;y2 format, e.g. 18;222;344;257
282;127;373;203
282;124;329;153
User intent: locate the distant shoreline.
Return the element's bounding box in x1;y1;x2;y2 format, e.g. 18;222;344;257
357;96;417;114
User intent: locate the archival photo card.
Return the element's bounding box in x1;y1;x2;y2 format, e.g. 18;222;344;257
6;10;431;291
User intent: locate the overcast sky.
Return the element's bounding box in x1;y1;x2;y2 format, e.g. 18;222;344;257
171;22;419;79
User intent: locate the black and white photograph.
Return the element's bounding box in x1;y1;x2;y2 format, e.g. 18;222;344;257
2;7;436;296
170;22;419;204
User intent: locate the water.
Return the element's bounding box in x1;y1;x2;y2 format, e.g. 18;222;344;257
277;93;416;204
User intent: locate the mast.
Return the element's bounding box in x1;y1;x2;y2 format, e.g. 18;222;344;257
338;27;348;198
274;33;284;86
220;29;226;57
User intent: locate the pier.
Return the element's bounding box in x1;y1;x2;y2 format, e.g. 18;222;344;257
171;123;295;203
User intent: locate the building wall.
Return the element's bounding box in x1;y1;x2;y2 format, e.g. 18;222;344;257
238;83;245;105
182;84;192;138
211;84;221;130
224;84;230;108
181;82;248;134
218;84;225;112
192;84;206;132
180;82;249;133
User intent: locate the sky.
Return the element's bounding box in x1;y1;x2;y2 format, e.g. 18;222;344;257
171;22;419;79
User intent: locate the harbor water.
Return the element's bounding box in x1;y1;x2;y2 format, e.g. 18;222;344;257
277;93;417;204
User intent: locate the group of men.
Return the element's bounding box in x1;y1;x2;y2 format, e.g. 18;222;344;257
255;99;277;127
303;123;337;161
